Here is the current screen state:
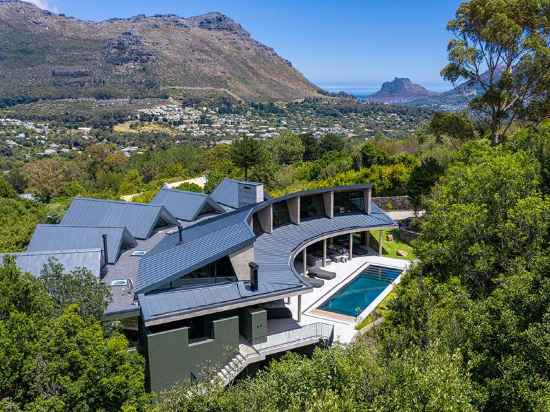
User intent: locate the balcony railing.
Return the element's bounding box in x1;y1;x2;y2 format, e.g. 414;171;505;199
253;322;334;354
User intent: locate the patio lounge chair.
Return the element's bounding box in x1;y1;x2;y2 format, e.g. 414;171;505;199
306;276;324;288
309;266;337;280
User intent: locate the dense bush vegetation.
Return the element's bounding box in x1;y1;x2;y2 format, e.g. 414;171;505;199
0;257;149;411
0;0;547;409
152;123;550;411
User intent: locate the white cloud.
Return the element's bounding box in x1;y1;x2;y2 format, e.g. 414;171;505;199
23;0;59;13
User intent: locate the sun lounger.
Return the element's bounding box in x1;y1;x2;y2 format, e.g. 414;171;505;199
309;266;336;280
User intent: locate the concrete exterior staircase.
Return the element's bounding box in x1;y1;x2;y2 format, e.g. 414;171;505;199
215;322;334;386
216;343;263;386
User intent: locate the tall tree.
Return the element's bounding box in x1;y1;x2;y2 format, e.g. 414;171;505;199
0;175;16;199
442;0;550;144
22;158;78;202
271;132;305;165
230;135;263;180
429;112;476;144
0;258;149;410
359;142;388;168
319;133;345;154
40;259;111;321
407;157;445;212
299;133;321;161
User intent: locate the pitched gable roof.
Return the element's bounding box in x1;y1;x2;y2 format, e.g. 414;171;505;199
61;197;178;239
1;249;103;278
27;225;136;264
135;207;255;294
150;188;225;221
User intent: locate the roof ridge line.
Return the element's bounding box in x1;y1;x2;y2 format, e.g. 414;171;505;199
221;177;263;186
73;196;163;207
36;224;129;230
4;248;102;256
160;187;208;197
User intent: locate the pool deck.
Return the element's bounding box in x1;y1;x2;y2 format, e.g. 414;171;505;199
286;255;411;344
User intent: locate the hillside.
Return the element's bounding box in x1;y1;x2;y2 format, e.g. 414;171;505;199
365;78;438;104
0;0;322;104
407;72;492;110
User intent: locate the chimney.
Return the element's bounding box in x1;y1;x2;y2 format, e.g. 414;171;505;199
102;234;109;266
177;223;183;244
238;183;264;208
249;262;259;291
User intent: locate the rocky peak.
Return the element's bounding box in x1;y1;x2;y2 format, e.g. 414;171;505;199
367;77;437;104
379;78;426;94
192;12;248;35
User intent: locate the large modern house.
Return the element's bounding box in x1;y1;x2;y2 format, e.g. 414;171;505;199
3;178;398;391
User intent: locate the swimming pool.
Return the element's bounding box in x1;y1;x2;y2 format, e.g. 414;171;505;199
319;265;402;317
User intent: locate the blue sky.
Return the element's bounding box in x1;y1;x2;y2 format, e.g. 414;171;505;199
27;0;462;90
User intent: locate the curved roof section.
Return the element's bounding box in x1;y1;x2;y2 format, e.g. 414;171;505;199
137;204;395;324
210;178;264;209
135;207;255;294
267;184;373;204
254;204;394;290
150;188;225;221
1;249;103;278
27;224;136;264
61;197;177;239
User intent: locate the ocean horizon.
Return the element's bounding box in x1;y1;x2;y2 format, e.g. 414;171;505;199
317;82;453;98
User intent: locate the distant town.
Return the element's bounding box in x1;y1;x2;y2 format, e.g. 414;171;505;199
0;99;432;164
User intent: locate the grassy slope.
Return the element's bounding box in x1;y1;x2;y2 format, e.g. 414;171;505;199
372;229;416;260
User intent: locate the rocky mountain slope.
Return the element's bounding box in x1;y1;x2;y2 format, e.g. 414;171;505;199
0;0;322;104
365;78;438;104
407;71;495;110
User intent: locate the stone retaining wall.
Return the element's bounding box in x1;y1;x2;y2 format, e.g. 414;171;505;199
373;196;412;211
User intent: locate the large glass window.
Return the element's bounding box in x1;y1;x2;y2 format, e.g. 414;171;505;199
171;256;237;289
334;191;365;215
300;194;326;220
273;201;291;228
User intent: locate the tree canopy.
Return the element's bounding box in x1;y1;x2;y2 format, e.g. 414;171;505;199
0;257;149;410
230;135;264;180
442;0;550;144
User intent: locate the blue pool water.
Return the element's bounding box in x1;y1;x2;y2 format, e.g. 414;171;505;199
319;265;402;317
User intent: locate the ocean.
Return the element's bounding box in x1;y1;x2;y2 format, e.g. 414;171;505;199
318;82;453;99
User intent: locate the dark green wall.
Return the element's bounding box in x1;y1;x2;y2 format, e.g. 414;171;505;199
146;315;239;392
239;308;267;345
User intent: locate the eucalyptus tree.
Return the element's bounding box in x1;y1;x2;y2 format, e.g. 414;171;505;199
442;0;550;144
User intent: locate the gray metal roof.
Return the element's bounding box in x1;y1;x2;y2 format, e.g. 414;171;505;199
210;178;263;209
102;232;169;318
253;204;395;292
1;249;103;278
27;225;137;264
61;197;178;239
150;188;225;221
138;280;290;322
138;204;395;323
135;207;255;294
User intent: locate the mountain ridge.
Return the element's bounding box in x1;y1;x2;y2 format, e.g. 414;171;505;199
0;1;322;103
365;77;438;104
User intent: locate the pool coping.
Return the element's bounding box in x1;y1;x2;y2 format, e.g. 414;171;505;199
304;262;406;325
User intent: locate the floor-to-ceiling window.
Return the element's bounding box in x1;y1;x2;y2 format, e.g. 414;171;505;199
334;191;365;215
300;194;325;220
273;201;291;228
